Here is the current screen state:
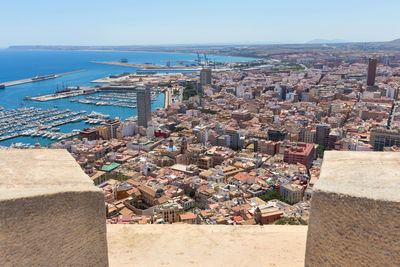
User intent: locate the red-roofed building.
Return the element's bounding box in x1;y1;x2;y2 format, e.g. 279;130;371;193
283;142;315;168
180;212;197;224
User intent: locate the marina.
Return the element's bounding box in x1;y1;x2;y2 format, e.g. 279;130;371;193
0;107;87;142
70;91;159;108
0;69;88;87
0;107;114;144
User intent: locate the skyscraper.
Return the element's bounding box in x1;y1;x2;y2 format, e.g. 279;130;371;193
137;87;152;128
367;57;377;86
200;68;212;88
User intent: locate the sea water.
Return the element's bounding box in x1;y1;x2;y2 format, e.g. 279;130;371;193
0;49;251;146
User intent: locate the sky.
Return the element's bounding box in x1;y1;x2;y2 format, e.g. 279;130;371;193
1;0;400;47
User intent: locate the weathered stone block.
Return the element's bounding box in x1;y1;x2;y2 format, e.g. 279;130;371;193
0;150;108;266
305;152;400;266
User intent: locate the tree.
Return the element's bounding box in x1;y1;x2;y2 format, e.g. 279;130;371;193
317;145;327;158
109;172;129;182
274;217;299;225
259;190;285;202
182;81;198;101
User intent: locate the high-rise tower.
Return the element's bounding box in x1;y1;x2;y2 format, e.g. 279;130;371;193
137;87;152;128
367;57;377;86
200;68;212;88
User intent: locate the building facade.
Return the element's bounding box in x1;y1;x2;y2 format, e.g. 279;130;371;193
137;87;152;128
367;57;377;86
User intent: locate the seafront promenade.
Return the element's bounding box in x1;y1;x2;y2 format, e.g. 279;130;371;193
0;69;88;87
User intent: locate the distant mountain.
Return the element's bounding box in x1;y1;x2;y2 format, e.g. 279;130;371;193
306;39;348;44
387;38;400;44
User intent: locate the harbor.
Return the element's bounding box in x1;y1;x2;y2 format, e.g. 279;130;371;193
0;49;249;147
0;69;88;87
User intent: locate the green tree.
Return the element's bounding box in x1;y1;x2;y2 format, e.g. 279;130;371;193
182;81;198;101
317;145;327;158
275;217;299;225
259;190;285;202
109;172;129;182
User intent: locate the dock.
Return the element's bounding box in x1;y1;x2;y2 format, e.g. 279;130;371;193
90;61;200;71
26;87;98;102
0;69;88;87
164;88;170;109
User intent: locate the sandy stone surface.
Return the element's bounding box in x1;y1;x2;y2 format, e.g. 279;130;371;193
306;151;400;266
107;225;307;267
0;149;99;199
0;149;108;266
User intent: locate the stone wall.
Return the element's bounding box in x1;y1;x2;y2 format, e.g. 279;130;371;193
0;150;108;266
305;152;400;266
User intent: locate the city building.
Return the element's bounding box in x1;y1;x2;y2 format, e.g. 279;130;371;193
200;68;212;88
316;124;330;147
280;183;304;204
154;199;184;224
283;143;315;168
254;206;284;225
367;56;377;86
137;87;152;128
102;119;121;140
370;128;400;151
79;128;99;141
268;129;288;142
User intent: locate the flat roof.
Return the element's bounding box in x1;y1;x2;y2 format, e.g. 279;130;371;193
101;162;121;172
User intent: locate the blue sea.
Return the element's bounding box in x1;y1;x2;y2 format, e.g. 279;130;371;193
0;49;251;146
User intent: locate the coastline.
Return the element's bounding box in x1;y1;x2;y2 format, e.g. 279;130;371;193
5;47;257;61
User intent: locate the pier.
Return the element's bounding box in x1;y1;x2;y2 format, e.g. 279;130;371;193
90;61;200;71
26;87;97;102
164;88;170;109
0;69;88;87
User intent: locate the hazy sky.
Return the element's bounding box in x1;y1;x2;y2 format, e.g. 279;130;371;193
1;0;399;47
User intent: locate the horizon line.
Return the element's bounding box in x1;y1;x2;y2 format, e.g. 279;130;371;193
3;38;399;49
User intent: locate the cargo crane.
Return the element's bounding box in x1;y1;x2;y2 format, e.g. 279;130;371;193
204;54;209;66
196;53;202;63
160;60;198;67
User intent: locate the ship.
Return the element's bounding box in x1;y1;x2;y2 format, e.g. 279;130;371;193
0;85;5;89
32;74;57;82
55;84;72;94
120;58;128;63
